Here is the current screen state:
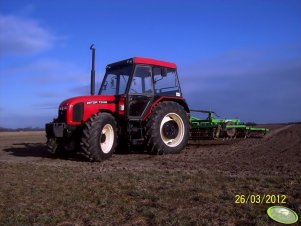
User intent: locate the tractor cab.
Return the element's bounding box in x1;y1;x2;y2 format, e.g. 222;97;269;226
99;57;184;120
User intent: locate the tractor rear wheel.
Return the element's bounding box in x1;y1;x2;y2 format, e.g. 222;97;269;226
81;112;117;161
145;101;189;155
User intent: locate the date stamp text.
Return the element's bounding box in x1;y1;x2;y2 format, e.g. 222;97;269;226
235;194;287;204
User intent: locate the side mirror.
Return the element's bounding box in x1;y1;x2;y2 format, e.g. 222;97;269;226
161;68;167;77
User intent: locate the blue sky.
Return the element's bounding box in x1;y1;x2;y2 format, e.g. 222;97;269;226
0;0;301;128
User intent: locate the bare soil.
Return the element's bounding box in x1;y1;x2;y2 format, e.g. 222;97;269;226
0;124;300;225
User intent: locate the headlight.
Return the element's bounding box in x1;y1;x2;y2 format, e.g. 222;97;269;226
59;104;68;111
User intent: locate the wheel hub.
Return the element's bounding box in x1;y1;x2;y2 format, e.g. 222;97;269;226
162;121;179;139
100;134;106;143
159;112;185;147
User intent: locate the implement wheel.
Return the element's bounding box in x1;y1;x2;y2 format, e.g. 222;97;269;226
225;121;236;138
226;128;236;138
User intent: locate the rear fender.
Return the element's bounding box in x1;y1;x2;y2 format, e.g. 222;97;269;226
143;96;190;120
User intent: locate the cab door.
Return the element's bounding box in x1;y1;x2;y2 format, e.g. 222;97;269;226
126;65;153;119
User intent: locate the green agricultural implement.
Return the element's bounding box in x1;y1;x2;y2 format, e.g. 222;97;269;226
189;110;269;140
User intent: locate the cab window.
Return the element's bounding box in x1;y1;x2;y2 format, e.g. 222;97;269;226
153;67;180;95
129;66;153;94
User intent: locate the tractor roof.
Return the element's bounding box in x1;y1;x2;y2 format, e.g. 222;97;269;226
134;57;177;69
106;57;177;69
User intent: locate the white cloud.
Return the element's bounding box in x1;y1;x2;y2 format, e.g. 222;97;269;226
0;14;57;55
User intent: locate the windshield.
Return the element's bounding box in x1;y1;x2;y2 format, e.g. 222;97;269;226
99;65;133;95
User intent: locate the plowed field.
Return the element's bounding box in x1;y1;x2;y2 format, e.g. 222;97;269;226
0;125;300;225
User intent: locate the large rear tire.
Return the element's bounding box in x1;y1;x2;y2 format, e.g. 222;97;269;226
81;113;117;161
145;101;189;155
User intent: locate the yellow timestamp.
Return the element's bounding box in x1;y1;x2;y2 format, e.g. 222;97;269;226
235;194;287;204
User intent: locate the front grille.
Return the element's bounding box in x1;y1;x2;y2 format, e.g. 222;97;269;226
72;103;84;122
57;109;67;122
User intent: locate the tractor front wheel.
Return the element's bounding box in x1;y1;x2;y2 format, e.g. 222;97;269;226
145;101;189;154
46;137;68;157
81;113;117;161
46;137;59;154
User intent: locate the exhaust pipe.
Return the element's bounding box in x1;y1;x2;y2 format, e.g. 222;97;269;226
90;44;95;95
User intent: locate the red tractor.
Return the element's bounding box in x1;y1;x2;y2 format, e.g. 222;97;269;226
46;46;190;161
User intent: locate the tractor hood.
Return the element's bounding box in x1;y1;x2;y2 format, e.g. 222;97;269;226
59;95;115;109
57;95;117;125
